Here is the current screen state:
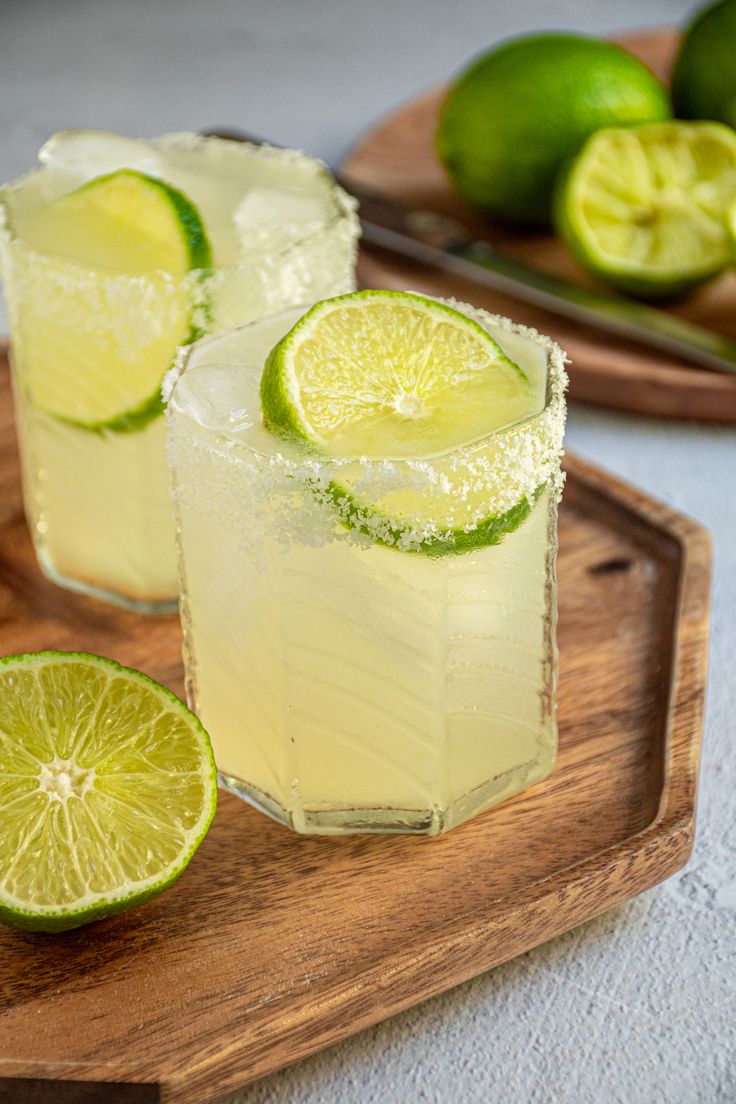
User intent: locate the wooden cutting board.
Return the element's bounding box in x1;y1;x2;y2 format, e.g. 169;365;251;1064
0;346;710;1102
341;28;736;422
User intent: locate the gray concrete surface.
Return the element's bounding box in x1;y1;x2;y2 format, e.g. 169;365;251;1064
2;3;734;1102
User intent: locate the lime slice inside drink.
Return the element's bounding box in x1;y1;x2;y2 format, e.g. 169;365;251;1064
10;169;212;431
261;289;528;457
259;291;564;555
0;651;217;933
555;121;736;298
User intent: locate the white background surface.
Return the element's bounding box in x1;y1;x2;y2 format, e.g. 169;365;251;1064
2;3;735;1102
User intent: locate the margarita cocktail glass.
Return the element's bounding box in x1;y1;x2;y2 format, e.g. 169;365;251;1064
166;300;567;835
0;132;358;611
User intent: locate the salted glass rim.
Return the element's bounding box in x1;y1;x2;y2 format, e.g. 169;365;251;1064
165;300;568;468
0;132;358;277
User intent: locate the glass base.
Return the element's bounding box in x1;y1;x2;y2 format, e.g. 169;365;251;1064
218;749;555;837
36;550;178;615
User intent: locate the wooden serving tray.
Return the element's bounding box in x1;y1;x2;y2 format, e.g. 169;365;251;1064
341;28;736;422
0;349;710;1103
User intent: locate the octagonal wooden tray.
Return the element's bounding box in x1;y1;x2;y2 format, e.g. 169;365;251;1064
341;28;736;422
0;348;710;1103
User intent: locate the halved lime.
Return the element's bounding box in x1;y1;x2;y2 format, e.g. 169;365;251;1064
260;291;561;555
0;651;217;933
437;33;670;225
729;195;736;259
11;168;212;431
555;121;736;298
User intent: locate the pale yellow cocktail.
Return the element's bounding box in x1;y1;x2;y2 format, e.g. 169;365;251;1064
166;295;567;834
0;131;358;609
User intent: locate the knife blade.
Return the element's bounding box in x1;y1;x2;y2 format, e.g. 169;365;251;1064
201;128;736;377
349;183;736;377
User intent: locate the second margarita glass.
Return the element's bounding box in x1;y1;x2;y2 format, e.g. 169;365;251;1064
0;131;358;611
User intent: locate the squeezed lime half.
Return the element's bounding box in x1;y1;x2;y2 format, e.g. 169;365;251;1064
437;33;670;225
555;121;736;298
0;651;217;933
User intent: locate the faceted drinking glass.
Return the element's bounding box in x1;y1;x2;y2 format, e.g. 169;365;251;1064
166;301;567;835
0;134;358;611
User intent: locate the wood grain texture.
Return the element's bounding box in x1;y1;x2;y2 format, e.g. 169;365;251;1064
341;28;736;423
0;347;710;1102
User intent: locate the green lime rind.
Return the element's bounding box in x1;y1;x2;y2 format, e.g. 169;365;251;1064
261;337;310;446
436;33;670;226
320;478;543;557
0;862;179;934
30;169;212;434
78;386;165;435
554;121;736;300
729;197;736;262
0;650;217;934
554;171;729;300
55;321;206;436
260;289;543;557
260;289;527;443
68;169;213;270
671;0;736;128
65;170;212;434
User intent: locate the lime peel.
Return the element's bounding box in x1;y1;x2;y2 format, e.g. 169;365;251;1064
0;651;217;933
259;294;568;555
555;121;736;298
729;196;736;261
261;290;528;457
317;476;544;556
437;32;670;225
672;0;736;128
0;168;212;433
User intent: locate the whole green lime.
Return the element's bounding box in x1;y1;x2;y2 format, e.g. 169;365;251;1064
672;0;736;127
436;33;671;225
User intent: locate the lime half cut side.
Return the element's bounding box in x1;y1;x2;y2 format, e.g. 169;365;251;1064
260;290;529;459
259;291;565;556
555;121;736;298
0;651;217;933
729;195;736;259
12;169;212;431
